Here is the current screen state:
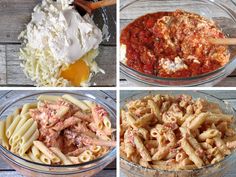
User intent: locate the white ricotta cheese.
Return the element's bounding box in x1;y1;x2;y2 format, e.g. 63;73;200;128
120;44;127;63
187;55;201;64
159;56;188;73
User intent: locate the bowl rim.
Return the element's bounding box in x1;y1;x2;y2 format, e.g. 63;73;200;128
120;90;236;174
0;91;116;171
232;0;236;6
120;0;236;84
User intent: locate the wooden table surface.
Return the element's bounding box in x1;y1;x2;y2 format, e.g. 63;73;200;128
0;0;116;87
120;90;236;177
120;0;236;87
0;90;116;177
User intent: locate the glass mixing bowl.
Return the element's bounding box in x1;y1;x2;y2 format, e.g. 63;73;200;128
120;90;236;177
0;90;116;177
120;0;236;87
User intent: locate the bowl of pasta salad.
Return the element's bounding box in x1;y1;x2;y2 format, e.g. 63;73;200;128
120;0;236;87
0;91;116;177
120;90;236;177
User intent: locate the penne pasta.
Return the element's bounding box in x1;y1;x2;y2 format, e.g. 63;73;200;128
133;113;153;127
198;129;220;141
28;151;42;163
21;103;37;115
139;158;151;168
213;136;231;155
148;100;161;123
0;121;9;150
138;128;149;140
19;129;39;156
11;118;34;143
0;94;115;166
6;115;21;139
78;150;93;162
125;112;137;128
55;106;69;118
83;100;94;109
33;141;60;163
181;138;204;168
150;128;159;138
10;113;30;142
62;94;89;111
37;95;61;102
226;141;236;149
5;115;13;131
68;156;80;164
20;121;37;146
206;113;233;124
103;116;111;128
90;145;102;153
152;147;169;161
50;147;72;165
32;145;40;159
134;135;151;161
22;153;32;161
39;154;51;164
120;93;236;171
189;113;208;130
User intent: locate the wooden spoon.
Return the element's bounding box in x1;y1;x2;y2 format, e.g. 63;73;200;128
74;0;116;15
209;38;236;45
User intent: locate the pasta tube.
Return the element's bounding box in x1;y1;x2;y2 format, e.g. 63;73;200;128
6;115;21;139
181;138;204;168
40;154;51;164
68;156;80;164
62;94;89;111
20;121;37;145
5;115;13;131
78;150;93;162
0;121;9;150
28;151;42;163
148;100;161;123
189;113;208;130
32;145;40;158
134;135;151;161
103;116;111;128
134;113;153;127
37;95;61;102
11;118;34;143
10;113;30;144
21;103;37;115
50;147;72;165
33;141;60;163
19;129;39;155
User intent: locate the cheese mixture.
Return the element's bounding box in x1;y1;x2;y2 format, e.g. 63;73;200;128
19;0;104;87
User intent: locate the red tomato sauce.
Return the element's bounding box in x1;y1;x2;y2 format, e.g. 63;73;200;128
120;10;230;78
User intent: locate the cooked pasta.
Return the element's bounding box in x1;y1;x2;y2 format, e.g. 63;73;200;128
0;94;116;165
120;93;236;170
0;121;9;150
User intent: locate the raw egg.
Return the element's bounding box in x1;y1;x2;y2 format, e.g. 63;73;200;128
60;59;90;86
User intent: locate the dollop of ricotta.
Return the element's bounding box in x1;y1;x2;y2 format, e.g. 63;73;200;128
159;56;188;74
120;44;127;63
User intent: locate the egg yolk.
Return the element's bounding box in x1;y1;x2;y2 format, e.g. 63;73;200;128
60;59;90;86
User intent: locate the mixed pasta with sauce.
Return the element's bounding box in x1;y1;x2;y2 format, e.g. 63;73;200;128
120;94;236;170
0;94;116;165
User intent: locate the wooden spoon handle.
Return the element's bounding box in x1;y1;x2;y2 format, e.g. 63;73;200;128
88;0;116;10
209;38;236;45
